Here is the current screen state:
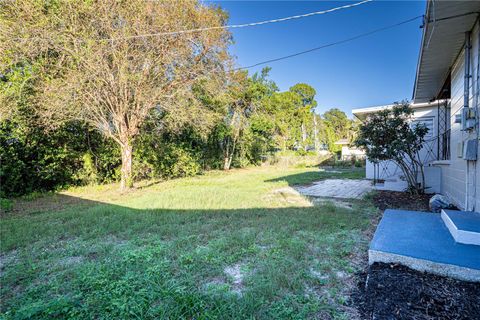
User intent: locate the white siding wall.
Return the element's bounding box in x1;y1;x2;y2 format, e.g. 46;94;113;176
472;22;480;212
440;21;480;211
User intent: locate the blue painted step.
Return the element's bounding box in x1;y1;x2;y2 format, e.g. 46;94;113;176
441;209;480;245
369;209;480;282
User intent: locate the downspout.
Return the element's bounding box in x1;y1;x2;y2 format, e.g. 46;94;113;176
464;32;471;112
474;21;480;212
464;31;471;211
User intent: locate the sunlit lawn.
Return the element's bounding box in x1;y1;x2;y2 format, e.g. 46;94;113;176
0;166;375;319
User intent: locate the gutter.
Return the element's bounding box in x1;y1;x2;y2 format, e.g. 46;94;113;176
474;18;480;212
412;1;431;101
464;31;471;210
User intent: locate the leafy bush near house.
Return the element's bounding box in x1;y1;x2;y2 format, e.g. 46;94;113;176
355;102;428;194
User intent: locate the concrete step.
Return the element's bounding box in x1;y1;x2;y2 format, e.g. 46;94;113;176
369;209;480;282
441;209;480;246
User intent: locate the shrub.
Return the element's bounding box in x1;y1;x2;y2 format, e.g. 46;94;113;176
135;141;201;180
160;146;201;178
0;198;13;212
355;102;428;194
0;119;86;197
355;158;366;168
75;153;99;185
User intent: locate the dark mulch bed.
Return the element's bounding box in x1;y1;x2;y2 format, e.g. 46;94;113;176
372;191;431;212
352;263;480;320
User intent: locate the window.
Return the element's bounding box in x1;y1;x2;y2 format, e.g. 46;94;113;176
412;118;434;139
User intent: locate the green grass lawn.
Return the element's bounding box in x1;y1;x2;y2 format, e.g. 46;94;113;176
0;166;376;319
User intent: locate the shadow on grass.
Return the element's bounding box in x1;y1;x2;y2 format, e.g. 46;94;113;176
0;192;371;251
0;178;376;320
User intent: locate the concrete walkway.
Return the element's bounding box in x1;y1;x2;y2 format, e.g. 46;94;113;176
295;179;373;199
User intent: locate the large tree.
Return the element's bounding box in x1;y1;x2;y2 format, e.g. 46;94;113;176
267;91;302;151
322;108;351;152
1;0;231;190
289;83;317;151
219;68;277;170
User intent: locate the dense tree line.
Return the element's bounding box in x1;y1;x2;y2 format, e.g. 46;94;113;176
0;0;354;197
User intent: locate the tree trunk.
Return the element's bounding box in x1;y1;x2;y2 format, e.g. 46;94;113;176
223;126;239;171
120;141;133;191
223;142;235;170
416;152;426;194
301;123;307;151
313;116;319;152
223;137;231;171
223;155;231;170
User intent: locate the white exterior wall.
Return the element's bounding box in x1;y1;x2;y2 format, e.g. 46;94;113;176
365;105;438;180
341;146;365;159
473;22;480;212
437;21;480;211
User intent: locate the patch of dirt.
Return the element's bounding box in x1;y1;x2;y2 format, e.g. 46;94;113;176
0;250;18;268
309;268;329;281
224;263;245;295
57;256;84;267
312;198;354;210
268;187;312;206
351;263;480;320
256;244;272;251
372;191;431;212
0;250;19;277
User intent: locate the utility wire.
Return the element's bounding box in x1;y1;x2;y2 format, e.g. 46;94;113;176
108;0;373;41
236;15;423;70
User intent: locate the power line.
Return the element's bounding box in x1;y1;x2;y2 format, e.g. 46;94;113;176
236;15;423;70
108;0;373;41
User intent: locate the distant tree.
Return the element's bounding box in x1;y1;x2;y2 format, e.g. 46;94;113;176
218;68;277;170
218;71;249;170
267;91;302;151
349;118;362;142
1;0;231;190
289;83;317;151
323;108;351;137
355;103;429;194
321;124;340;153
322;108;352;152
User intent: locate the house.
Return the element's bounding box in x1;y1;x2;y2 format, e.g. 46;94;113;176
334;138;365;160
353;101;445;193
413;1;479;212
354;0;480;211
365;0;480;282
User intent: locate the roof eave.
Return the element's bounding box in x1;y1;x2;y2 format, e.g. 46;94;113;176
412;1;431;102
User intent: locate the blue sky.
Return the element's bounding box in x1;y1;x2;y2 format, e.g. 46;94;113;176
212;0;426;116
